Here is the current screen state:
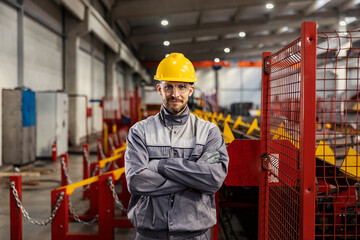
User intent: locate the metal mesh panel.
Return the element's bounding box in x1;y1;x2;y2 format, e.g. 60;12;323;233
264;38;302;240
315;30;360;239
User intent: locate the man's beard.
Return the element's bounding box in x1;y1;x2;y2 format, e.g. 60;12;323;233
165;97;187;115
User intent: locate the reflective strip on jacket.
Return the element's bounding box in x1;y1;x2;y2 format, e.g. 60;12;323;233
125;106;229;239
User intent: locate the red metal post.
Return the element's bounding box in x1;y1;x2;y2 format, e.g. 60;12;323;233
60;153;69;186
258;52;271;240
51;189;68;240
52;142;57;162
10;175;22;240
98;173;115;240
299;22;317;240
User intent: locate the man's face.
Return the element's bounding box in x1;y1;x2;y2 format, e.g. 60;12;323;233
156;81;194;115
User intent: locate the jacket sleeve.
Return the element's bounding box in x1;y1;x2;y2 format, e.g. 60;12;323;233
125;125;188;196
157;125;229;194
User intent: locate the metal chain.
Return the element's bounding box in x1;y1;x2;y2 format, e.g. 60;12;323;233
9;182;64;226
91;164;99;177
97;141;106;159
107;178;127;212
108;136;115;152
68;198;98;225
61;157;72;184
83;147;90;170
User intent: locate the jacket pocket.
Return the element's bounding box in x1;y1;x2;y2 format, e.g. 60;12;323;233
146;146;171;159
188;144;204;161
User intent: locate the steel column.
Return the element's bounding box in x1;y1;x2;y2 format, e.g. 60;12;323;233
299;22;317;240
258;52;271;240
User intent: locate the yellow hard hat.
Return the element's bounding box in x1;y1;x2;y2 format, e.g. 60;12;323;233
154;53;197;83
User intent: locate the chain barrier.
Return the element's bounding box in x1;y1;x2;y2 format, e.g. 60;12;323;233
9;182;64;226
97;141;106;160
83;147;90;171
68;199;98;225
61;157;73;185
107;177;127;212
108;137;115;153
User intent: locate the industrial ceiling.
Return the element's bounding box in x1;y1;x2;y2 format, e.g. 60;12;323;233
105;0;360;62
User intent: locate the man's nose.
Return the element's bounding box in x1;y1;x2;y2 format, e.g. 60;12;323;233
171;86;180;98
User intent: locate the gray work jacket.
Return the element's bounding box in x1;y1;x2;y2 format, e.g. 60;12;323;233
125;106;229;240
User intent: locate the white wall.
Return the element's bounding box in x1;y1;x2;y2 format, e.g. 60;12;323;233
92;59;105;133
23;17;62;90
195;66;262;110
77;34;105;140
0;2;18;165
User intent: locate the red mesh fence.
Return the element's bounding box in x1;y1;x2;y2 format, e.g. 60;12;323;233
260;25;360;239
315;30;360;239
263;37;302;240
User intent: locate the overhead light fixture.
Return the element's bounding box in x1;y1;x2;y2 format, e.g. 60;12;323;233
339;20;347;26
281;26;289;32
239;32;246;37
266;3;274;9
161;19;169;26
163;40;170;46
214;58;220;63
224;48;230;53
165;54;169;57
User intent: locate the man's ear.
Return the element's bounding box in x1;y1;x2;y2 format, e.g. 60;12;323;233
188;85;194;97
156;83;162;95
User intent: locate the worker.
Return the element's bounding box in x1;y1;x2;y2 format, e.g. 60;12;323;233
125;53;229;240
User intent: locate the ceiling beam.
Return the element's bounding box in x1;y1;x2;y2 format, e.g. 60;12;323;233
303;0;333;16
232;7;248;23
111;0;307;19
143;45;284;61
268;3;288;19
338;0;360;12
139;32;300;56
131;8;353;37
131;16;339;44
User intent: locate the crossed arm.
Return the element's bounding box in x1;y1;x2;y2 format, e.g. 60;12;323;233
125;124;229;196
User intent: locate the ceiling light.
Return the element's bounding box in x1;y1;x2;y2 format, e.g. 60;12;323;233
266;3;274;9
224;48;230;53
165;54;169;57
163;40;170;46
214;58;220;63
161;19;169;26
339;20;347;26
239;32;246;37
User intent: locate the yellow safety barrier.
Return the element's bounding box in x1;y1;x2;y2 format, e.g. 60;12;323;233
246;119;259;135
340;148;360;178
232;116;243;129
99;153;124;169
212;118;218;127
223;122;235;144
113;142;127;155
224;114;234;124
57;167;125;195
217;113;224;122
315;141;335;165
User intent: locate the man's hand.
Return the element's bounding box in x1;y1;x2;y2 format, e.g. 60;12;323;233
148;160;160;172
196;151;220;164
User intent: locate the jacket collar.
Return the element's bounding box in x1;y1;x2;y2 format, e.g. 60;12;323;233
159;105;190;127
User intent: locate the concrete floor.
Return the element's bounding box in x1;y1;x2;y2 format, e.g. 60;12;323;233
0;150;136;240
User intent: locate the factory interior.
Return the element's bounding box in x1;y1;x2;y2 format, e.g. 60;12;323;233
1;0;360;239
